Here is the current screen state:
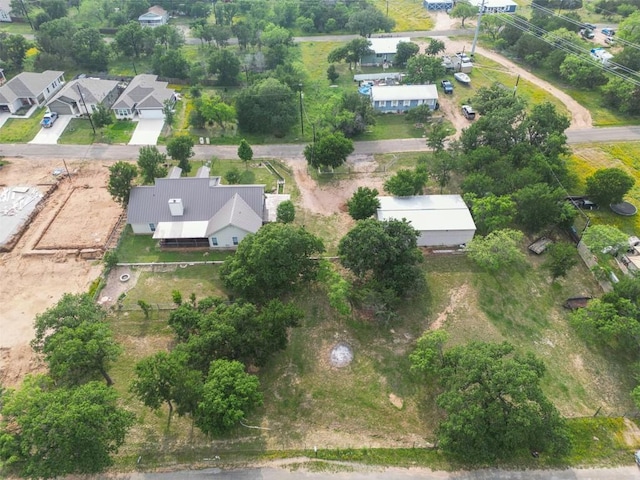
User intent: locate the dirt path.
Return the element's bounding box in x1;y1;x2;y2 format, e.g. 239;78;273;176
426;12;592;129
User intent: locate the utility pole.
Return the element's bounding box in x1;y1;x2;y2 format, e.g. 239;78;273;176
77;84;96;135
298;83;304;136
386;0;389;17
19;0;34;30
470;0;486;57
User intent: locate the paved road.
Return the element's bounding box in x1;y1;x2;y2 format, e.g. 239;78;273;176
2;126;640;163
88;464;640;479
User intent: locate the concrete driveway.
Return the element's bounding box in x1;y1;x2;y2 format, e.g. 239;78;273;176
129;118;165;146
29;115;72;145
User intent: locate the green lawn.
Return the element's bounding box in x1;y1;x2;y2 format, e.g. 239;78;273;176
0;107;45;143
58;118;136;145
369;0;435;31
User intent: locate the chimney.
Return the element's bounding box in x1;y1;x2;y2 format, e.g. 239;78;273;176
168;198;183;216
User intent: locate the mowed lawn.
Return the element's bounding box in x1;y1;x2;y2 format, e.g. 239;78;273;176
569;142;640;234
369;0;435;31
108;251;635;466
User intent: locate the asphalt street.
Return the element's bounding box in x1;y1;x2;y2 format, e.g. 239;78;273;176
86;464;640;479
2;126;640;163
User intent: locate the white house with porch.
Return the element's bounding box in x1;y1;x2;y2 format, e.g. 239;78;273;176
138;5;169;27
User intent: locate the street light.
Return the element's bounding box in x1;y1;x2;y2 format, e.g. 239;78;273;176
298;83;304;136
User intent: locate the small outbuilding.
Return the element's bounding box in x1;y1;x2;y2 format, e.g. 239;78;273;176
370;85;439;113
377;195;476;247
470;0;517;13
423;0;454;10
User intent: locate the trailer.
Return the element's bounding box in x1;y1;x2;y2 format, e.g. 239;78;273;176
528;237;552;255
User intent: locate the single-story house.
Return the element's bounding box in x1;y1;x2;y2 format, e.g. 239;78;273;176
0;70;65;113
377;195;476;247
138;5;169;27
423;0;454;11
0;0;12;22
370;85;439;113
46;78;121;116
470;0;517;13
111;74;175;120
127;166;267;249
360;37;411;67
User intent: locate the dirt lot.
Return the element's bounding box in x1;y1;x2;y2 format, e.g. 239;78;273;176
0;158;122;387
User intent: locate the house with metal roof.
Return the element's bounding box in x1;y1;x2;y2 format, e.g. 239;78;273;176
377;195;476;247
138;5;169;27
470;0;517;13
111;74;175;120
360;37;411;67
46;78;121;116
127;166;269;249
370;84;439;113
0;70;65;114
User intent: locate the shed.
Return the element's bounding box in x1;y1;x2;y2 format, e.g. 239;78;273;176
377;195;476;247
370;85;439;113
423;0;454;10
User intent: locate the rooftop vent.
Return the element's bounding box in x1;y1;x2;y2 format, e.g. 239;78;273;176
168;198;183;216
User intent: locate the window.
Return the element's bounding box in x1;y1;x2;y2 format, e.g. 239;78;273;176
390;100;398;107
211;237;218;246
417;99;424;105
403;100;411;107
379;100;387;107
149;223;156;232
232;236;239;245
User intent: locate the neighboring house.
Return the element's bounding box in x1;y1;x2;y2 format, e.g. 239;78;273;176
127;166;267;249
46;78;121;116
111;74;175;119
0;0;11;22
0;70;65;114
138;5;169;27
470;0;517;13
370;85;439;113
423;0;454;11
377;195;476;247
360;37;410;67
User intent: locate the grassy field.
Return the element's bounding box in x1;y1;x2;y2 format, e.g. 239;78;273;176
569;142;640;234
106;249;638;468
0;107;45;143
58;119;136;145
369;0;435;31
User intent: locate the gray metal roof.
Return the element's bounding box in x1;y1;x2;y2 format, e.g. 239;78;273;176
127;177;265;225
206;193;263;236
0;70;64;103
47;78;119;107
112;74;173;110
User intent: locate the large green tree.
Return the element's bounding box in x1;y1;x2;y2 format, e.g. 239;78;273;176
235;78;297;136
466;228;526;272
166;135;194;174
137;145;168;184
449;1;479;28
0;376;134;479
220;223;325;301
195;360;262;436
338;218;423;298
0;33;30;70
208;48;241;86
465;193;516;236
71;27;110;71
107;161;137;206
304;132;354;170
347;186;380;220
405;54;446;84
346;7;395;37
429;342;570;460
586;168;635;207
393;41;419;67
384;167;429;196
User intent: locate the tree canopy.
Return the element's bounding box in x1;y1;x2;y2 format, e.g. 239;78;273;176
405;54;446;84
0;376;134;479
220;223;325;301
304;132;354;170
107;161;138;206
466;228;526;272
586;168;635;207
347;186;380;220
166;135;194;174
137;146;168;184
384;167;429;196
235;78;297;136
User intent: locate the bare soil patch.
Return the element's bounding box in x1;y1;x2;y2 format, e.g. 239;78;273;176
0;158;121;387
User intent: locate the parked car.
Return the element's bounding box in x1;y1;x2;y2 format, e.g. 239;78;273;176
456;52;471;63
441;79;454;94
41;112;58;128
583;23;596;30
461;105;475;120
602;27;615;36
579;28;595;39
604;37;616;45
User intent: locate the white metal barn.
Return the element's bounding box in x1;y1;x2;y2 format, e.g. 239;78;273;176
377;195;476;247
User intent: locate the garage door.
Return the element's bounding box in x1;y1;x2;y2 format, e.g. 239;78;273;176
138;109;164;119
